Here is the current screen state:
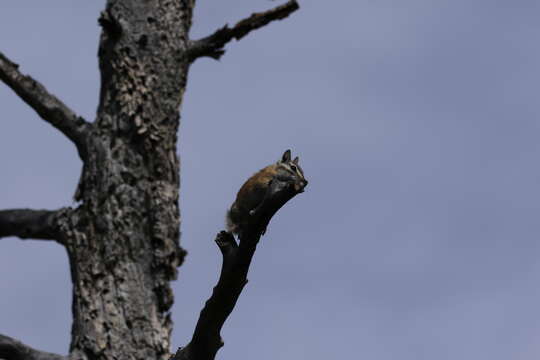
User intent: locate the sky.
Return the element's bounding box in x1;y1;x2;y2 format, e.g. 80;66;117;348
2;1;540;359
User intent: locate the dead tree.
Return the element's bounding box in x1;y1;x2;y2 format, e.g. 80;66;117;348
0;1;301;360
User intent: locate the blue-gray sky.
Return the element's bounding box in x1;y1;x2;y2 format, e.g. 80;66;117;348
2;1;540;359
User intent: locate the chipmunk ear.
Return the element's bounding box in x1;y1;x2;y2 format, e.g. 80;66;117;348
281;149;291;163
293;156;299;165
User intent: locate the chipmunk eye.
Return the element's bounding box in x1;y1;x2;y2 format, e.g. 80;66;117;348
290;165;297;172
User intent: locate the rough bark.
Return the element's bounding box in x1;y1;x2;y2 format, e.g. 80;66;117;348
64;2;192;360
0;1;300;360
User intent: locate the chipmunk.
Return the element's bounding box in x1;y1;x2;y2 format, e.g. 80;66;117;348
226;149;308;236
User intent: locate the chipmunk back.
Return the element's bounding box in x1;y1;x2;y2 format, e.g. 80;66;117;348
226;149;308;236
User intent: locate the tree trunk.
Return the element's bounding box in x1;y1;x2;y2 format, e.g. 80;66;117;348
66;2;192;360
0;1;300;360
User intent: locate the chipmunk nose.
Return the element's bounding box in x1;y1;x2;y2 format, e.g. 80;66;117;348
294;179;308;192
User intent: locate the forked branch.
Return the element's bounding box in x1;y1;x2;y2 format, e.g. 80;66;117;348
173;180;304;360
186;0;300;61
0;208;68;243
0;334;65;360
0;52;90;158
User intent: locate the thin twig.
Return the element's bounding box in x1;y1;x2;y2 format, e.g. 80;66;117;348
186;0;300;61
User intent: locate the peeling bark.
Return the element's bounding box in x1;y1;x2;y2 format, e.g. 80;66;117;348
65;2;192;360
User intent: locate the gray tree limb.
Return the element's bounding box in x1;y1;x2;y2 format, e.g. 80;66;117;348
0;334;66;360
0;52;90;159
0;208;67;243
174;179;305;360
0;1;302;359
186;0;300;61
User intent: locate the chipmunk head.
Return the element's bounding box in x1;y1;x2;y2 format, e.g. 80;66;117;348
276;149;308;192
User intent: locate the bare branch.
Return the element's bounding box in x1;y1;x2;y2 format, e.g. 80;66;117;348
0;208;68;243
173;180;305;360
186;0;300;61
0;334;65;360
0;51;90;159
